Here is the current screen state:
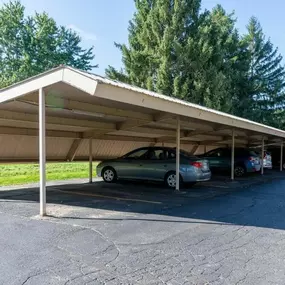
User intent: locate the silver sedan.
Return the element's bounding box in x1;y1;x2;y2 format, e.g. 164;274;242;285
96;147;211;188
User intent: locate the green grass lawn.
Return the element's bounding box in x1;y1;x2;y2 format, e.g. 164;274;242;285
0;162;97;186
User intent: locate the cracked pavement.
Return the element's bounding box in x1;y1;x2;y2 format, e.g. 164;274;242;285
1;175;285;284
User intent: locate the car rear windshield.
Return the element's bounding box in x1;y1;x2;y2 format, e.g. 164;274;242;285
179;150;198;158
249;150;258;156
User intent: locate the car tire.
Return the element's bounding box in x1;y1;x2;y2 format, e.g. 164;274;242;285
102;167;117;183
234;165;246;177
165;171;183;189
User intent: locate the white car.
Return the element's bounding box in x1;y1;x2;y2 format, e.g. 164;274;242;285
252;150;272;169
262;151;273;169
258;150;272;169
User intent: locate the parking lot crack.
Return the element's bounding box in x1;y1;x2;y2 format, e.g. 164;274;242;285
42;216;121;266
21;271;47;285
235;272;250;285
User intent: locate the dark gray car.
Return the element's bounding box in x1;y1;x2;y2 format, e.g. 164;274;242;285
97;147;211;188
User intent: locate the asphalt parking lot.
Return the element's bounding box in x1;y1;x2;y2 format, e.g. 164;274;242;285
1;170;285;284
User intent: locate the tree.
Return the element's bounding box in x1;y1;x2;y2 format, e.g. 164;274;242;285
238;17;285;126
106;1;240;113
173;5;240;112
107;0;202;94
0;1;96;88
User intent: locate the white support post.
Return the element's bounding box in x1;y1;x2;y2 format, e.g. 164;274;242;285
89;138;93;183
280;141;283;172
261;137;265;175
39;88;46;217
176;117;180;191
231;130;235;180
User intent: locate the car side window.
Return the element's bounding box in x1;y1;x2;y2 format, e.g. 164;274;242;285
206;149;229;157
148;149;166;160
166;150;176;160
125;149;149;159
219;149;230;157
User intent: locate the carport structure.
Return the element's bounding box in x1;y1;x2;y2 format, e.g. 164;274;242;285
1;65;285;216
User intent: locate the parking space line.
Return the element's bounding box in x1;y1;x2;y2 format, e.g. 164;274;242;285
54;189;163;205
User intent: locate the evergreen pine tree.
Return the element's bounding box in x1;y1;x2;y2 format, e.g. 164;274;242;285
106;1;239;113
241;17;285;126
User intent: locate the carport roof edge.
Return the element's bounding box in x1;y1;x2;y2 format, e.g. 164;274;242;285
1;65;285;139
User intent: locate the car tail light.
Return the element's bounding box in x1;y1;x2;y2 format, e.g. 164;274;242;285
190;161;203;168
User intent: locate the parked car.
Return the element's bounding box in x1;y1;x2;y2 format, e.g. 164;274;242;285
267;147;285;169
97;147;211;188
199;147;261;177
254;150;272;169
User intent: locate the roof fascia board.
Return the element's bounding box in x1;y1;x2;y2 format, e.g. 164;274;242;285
95;83;285;139
62;68;98;95
0;69;64;104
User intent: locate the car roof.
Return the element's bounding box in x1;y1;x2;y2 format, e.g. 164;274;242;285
136;146;174;151
210;147;249;150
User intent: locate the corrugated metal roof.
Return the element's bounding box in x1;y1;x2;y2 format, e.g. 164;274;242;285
0;65;284;136
0;65;284;163
67;66;285;135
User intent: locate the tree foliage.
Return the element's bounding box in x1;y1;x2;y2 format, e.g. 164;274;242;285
106;0;239;113
0;1;96;88
242;17;285;126
107;0;285;129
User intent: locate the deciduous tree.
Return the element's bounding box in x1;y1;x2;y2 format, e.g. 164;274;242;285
0;1;96;88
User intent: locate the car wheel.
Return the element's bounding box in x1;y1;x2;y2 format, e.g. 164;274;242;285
165;172;182;189
102;167;117;183
234;165;246;177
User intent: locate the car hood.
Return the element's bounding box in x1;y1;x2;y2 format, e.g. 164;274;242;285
98;158;122;165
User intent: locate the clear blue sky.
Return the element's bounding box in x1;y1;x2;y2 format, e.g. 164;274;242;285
1;0;284;75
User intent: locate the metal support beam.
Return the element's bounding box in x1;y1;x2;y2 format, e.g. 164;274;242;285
89;138;93;183
190;144;199;155
66;139;82;161
231;130;235;180
19;97;154;122
0;126;81;139
281;141;283;172
39;88;46;217
261;137;265;175
0;110;116;131
85;112;174;139
176;117;180;191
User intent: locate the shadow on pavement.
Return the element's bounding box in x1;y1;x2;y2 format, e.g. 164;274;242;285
1;169;285;231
